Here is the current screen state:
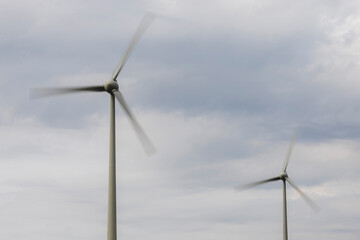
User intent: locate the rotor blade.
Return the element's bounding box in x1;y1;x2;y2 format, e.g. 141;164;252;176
112;13;155;81
30;86;106;98
113;90;156;156
286;177;320;212
236;176;281;191
282;131;298;172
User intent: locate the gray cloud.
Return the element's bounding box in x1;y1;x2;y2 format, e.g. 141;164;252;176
1;0;360;239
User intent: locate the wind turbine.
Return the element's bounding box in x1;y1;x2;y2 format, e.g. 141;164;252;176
236;134;319;240
31;13;156;240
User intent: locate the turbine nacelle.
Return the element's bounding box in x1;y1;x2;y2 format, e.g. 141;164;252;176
104;80;119;93
279;172;288;180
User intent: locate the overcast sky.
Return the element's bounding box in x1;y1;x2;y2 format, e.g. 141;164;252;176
1;0;360;239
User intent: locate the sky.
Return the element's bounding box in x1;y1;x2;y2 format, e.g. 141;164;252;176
1;0;360;239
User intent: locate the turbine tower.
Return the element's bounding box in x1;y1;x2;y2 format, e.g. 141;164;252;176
237;134;319;240
31;14;156;240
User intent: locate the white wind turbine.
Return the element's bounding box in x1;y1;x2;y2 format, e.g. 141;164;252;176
31;14;156;240
236;134;319;240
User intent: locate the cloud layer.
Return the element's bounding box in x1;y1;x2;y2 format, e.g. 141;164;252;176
1;0;360;239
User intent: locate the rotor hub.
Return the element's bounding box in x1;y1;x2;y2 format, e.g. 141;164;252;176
279;172;288;180
104;80;119;93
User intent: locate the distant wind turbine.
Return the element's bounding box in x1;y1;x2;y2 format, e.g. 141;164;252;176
31;13;156;240
236;133;319;240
